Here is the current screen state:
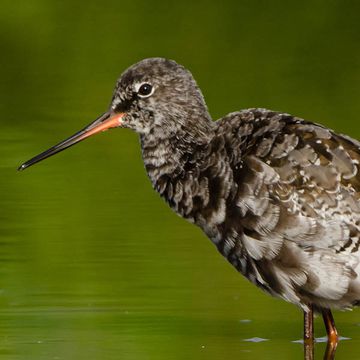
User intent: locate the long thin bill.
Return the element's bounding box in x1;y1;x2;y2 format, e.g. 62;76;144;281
18;112;125;171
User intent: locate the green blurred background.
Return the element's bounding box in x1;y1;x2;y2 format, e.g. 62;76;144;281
1;0;360;359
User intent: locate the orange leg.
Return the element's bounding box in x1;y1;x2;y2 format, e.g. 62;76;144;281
322;309;338;360
322;309;338;343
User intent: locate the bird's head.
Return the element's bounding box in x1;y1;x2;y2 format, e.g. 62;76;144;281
111;58;210;136
18;58;212;171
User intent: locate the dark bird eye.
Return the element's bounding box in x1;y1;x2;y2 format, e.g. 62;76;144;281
138;83;153;97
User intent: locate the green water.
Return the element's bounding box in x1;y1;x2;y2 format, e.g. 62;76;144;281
2;1;360;359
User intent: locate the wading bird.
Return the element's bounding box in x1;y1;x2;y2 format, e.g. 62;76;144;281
19;58;360;357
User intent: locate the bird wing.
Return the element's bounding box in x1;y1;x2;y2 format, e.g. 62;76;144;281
219;109;360;308
223;108;360;251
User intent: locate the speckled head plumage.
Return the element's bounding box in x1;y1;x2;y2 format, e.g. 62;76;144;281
110;58;212;137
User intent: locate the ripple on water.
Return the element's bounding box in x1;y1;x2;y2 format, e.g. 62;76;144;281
243;337;269;342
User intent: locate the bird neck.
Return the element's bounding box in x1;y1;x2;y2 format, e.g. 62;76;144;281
140;119;214;201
